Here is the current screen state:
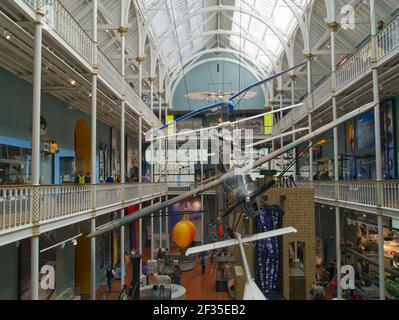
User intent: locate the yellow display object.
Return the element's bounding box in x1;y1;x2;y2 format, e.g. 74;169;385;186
172;215;196;248
264;114;273;135
167;115;174;135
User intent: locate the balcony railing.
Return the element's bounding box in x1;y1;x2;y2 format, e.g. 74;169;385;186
0;183;168;233
276;14;399;134
18;0;160;127
297;180;399;213
44;0;95;66
97;50;122;94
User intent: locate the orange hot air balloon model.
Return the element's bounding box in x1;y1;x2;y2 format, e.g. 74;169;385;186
172;213;196;249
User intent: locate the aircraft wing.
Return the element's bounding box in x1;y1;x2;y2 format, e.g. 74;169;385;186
88;101;377;239
228;61;308;101
185;227;297;256
156;101;225;131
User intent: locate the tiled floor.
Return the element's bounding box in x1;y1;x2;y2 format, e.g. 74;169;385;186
95;246;231;300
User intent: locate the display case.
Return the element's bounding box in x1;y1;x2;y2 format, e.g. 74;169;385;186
0;144;31;185
59;156;75;183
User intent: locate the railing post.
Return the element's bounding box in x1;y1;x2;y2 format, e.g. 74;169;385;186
118;20;128;290
31;185;41;299
90;0;98;301
370;0;385;300
30;0;44;300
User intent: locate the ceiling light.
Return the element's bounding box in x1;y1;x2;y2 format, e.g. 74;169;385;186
70;79;76;86
6;34;11;40
105;29;109;33
72;239;77;246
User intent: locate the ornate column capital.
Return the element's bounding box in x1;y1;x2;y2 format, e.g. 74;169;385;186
326;21;339;32
136;57;145;64
304;53;314;60
118;26;129;36
148;77;157;83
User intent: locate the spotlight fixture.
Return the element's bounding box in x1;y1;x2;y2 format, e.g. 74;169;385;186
72;239;78;246
70;80;76;86
2;29;11;40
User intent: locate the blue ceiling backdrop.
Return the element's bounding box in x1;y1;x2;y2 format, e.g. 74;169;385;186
172;54;267;112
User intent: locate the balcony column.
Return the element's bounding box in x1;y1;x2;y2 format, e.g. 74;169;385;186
279;90;284;175
327;14;343;299
31;2;44;301
290;74;297;180
150;122;155;260
370;0;385;300
269;100;275;171
159;196;162;249
200;130;204;242
136;57;145;99
149;77;156;112
164;104;168;183
165;194;169;250
118;24;128;290
150;199;154;259
138;114;143;262
305;53;314;181
158;91;162;122
90;0;98;301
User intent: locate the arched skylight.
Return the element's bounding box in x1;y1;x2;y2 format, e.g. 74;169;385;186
139;0;311;73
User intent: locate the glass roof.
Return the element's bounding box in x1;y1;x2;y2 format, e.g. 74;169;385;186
139;0;310;73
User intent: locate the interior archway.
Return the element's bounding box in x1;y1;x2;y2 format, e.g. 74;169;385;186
74;118;91;175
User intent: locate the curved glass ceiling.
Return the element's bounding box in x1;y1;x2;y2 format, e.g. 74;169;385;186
139;0;310;73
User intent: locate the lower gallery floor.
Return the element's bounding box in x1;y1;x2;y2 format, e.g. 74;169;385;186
96;245;230;300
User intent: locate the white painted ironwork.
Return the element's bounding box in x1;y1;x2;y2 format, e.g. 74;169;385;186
297;181;399;212
97;50;122;94
276;14;399;134
0;186;32;230
0;183;167;234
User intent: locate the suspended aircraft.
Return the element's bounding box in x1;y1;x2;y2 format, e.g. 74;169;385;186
88;100;377;239
185;90;257;102
185;227;297;300
148;61;309;134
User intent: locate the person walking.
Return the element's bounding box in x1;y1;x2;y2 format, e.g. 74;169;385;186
106;267;115;292
77;170;86;185
200;253;207;274
310;280;324;300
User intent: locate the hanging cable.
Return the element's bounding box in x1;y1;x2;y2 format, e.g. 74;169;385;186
169;0;192;110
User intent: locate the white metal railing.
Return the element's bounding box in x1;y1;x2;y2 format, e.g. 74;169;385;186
377;17;399;60
167;182;194;193
276;15;399;134
97;50;122;94
0;183;167;232
313;77;332;106
18;0;160;127
381;181;399;209
96;184;122;209
298;180;399;212
336;42;371;90
40;185;92;221
0;186;32;230
44;0;94;66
